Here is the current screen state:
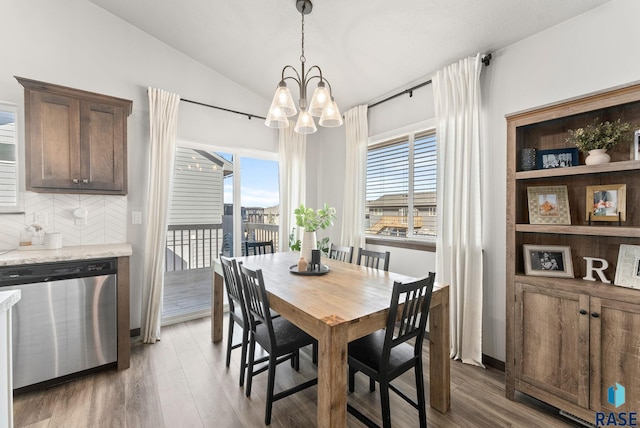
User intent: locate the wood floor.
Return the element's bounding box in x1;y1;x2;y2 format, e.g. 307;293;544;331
13;315;582;428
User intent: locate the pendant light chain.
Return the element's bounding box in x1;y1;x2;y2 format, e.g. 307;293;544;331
300;4;306;64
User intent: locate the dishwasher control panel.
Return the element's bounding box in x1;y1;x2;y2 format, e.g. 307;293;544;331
0;258;117;286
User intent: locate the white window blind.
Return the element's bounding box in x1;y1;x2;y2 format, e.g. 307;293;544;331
365;130;436;239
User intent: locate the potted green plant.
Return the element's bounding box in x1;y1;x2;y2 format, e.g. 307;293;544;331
293;203;336;261
566;118;631;165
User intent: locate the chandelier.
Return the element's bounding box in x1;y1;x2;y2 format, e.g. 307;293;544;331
265;0;343;134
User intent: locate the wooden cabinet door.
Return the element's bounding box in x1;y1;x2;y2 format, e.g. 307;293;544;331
27;91;81;190
515;283;590;407
79;100;126;192
590;298;640;413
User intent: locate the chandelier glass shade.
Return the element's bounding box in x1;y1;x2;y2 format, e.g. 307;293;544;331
265;0;343;134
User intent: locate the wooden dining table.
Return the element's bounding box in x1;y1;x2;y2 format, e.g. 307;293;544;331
211;251;450;428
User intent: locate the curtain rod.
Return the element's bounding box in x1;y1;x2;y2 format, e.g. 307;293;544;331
181;98;266;121
368;53;492;110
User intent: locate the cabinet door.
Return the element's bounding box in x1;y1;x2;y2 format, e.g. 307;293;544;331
590;297;640;413
515;283;590;407
79;100;126;192
27;91;81;190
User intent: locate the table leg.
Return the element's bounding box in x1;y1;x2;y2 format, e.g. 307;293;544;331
317;323;348;428
429;288;450;412
211;270;223;343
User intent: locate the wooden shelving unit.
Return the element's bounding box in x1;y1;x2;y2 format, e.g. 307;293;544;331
505;82;640;422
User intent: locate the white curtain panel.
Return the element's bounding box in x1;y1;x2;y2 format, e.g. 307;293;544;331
278;121;307;251
433;54;484;367
142;87;180;344
341;105;368;249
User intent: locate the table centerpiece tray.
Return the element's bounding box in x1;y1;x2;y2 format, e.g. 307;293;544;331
289;264;330;275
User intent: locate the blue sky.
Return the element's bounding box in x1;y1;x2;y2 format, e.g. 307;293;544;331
221;154;280;208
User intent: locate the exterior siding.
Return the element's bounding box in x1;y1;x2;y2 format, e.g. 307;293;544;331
169;147;224;225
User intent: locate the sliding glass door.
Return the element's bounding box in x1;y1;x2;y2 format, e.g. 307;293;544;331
162;144;278;325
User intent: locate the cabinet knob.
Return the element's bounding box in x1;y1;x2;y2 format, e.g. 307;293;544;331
82;179;89;184
591;312;600;318
579;309;587;315
72;178;79;184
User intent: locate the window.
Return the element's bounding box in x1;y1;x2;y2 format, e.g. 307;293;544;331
365;129;436;240
0;103;18;210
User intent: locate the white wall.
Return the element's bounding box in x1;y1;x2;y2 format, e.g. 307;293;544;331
313;0;640;362
0;0;277;330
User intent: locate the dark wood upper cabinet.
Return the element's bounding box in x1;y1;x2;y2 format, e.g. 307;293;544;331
16;77;132;195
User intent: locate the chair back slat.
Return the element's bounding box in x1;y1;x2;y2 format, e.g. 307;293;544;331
238;264;275;344
329;244;354;263
357;248;390;271
220;255;245;315
384;273;435;364
244;240;275;256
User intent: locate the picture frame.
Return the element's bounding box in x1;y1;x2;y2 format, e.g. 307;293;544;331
523;244;574;278
536;148;579;169
585;184;626;222
614;244;640;289
633;129;640;161
527;185;571;225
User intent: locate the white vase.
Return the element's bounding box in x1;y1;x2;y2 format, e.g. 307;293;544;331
300;230;317;262
585;148;610;165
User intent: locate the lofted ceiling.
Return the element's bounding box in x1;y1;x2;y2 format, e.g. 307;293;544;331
88;0;612;110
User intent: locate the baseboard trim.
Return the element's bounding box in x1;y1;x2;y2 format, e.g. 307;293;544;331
483;354;505;372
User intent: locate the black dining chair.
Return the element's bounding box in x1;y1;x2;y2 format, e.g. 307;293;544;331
244;240;275;256
239;263;318;425
219;255;252;386
357;248;390;271
347;272;436;428
329;244;354;263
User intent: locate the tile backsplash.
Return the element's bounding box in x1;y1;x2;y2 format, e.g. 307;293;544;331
0;192;127;250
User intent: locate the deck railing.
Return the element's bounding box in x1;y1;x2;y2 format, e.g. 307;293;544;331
243;223;280;253
166;223;280;271
166;224;223;272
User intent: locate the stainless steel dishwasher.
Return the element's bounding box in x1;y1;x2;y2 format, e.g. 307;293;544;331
0;258;117;390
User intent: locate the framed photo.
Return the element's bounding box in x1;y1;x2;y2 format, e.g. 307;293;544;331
536;148;579;169
527;185;571;225
523;244;574;278
585;184;626;222
614;244;640;289
633;129;640;161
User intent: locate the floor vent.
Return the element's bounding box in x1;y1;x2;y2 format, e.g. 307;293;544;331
559;410;596;428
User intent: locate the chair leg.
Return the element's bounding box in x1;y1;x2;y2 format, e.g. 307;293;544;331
348;367;355;393
415;361;427;428
312;342;318;364
369;377;376;392
246;335;256;397
380;380;392;428
239;326;249;386
265;354;277;425
291;349;300;372
225;316;234;367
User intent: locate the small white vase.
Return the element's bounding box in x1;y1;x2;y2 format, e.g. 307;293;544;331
585;148;610;165
300;230;317;262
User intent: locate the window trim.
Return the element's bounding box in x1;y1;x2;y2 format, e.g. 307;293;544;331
366;119;437;248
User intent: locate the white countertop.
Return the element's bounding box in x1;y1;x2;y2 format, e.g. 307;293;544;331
0;243;132;267
0;290;20;313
